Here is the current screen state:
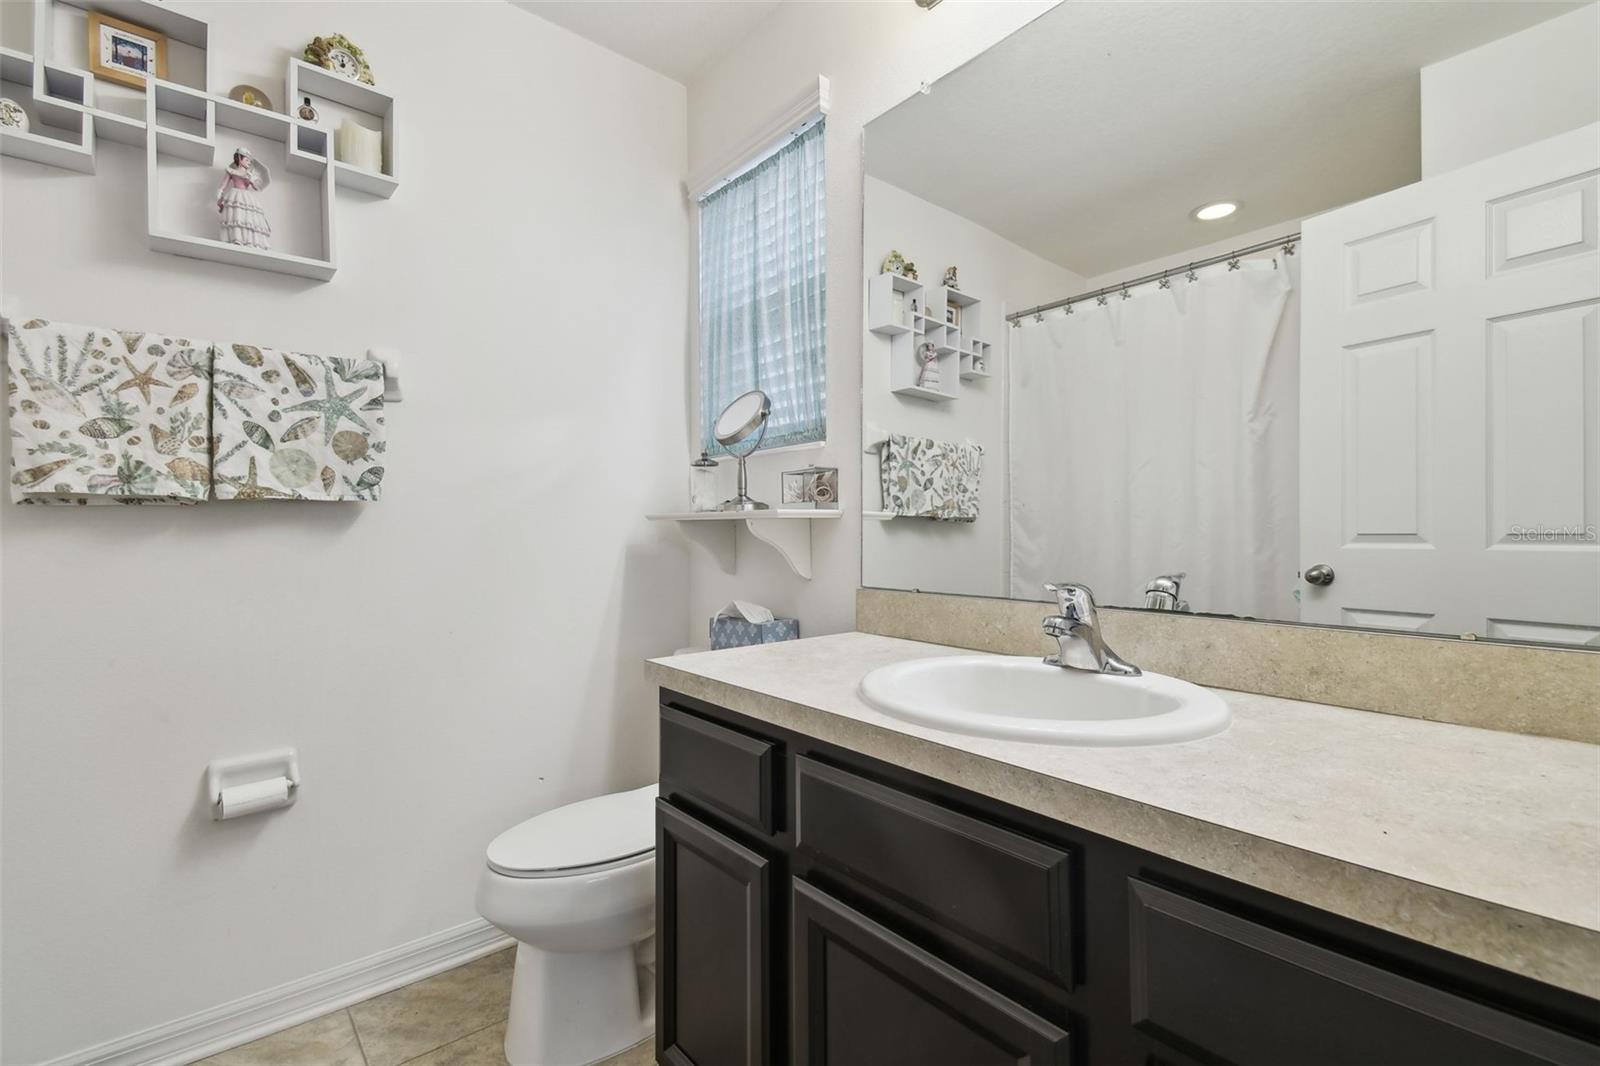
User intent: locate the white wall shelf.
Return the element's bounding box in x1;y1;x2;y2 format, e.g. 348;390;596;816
144;71;338;280
646;510;841;580
1;1;397;280
870;273;995;403
287;58;398;199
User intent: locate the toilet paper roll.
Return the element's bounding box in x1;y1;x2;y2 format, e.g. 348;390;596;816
216;776;292;820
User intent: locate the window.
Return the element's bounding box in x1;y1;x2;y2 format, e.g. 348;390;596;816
698;118;827;454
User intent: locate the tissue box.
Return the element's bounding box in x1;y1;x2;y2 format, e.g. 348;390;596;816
710;615;800;650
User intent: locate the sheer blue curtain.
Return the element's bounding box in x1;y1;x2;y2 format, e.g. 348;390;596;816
699;119;827;454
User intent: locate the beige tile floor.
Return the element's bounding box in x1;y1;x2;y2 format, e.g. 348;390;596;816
195;948;655;1066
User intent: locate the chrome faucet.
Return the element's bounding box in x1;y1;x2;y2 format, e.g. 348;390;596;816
1143;573;1189;612
1042;583;1141;676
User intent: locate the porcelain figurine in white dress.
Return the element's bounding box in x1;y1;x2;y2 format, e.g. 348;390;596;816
217;148;271;249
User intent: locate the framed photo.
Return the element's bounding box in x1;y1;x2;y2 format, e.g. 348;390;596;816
87;12;168;91
945;304;962;328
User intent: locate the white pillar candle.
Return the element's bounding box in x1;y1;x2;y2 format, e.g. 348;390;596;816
335;119;383;173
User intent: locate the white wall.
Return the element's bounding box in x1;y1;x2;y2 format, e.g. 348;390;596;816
860;176;1079;596
682;0;1060;640
0;3;689;1060
1421;4;1600;177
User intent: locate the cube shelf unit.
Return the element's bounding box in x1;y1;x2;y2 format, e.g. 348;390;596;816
287;58;397;199
146;81;338;280
867;273;995;401
0;0;398;281
0;46;94;171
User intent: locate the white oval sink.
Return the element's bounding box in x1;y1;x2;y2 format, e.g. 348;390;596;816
858;655;1231;746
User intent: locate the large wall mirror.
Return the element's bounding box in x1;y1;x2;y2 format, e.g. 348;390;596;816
860;1;1599;648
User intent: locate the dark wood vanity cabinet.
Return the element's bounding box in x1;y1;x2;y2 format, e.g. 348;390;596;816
656;691;1600;1066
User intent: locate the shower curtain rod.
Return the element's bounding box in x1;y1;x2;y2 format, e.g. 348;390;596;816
1006;231;1302;324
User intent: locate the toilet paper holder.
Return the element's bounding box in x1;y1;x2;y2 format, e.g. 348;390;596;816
207;747;300;820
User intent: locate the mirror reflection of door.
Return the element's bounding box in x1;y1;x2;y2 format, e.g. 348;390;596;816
1299;126;1599;643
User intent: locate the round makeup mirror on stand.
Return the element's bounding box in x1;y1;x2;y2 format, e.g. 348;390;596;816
714;389;772;511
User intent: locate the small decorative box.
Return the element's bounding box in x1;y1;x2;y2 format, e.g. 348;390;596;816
710;600;800;650
781;466;839;509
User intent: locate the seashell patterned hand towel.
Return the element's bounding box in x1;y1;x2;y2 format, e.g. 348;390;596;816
210;343;386;501
5;316;215;504
878;433;983;522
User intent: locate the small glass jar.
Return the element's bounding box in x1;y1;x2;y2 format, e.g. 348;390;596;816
689;452;721;512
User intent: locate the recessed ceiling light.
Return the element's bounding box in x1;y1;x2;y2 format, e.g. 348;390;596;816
1193;201;1238;222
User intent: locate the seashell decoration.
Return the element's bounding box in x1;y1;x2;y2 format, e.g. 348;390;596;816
284;356;317;397
165;457;210;484
79;417;137;439
269;448;317;488
243;420;274;450
279;416;319;442
13;459;71;486
331;430;369;463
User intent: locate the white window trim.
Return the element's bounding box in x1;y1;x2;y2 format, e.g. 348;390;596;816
688;75;830;203
704;439;827;465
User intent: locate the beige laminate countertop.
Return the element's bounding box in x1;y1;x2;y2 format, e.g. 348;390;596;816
648;632;1600;998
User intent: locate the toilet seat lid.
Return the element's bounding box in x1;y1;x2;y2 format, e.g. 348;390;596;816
487;783;658;876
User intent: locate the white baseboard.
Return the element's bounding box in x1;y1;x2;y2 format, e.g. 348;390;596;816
43;919;513;1066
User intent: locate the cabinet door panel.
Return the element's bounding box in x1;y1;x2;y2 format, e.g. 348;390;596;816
657;800;771;1066
793;879;1071;1066
1129;879;1597;1066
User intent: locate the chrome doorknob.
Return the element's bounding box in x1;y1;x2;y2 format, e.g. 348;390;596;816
1304;564;1335;587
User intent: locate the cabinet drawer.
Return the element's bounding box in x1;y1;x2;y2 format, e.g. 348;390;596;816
793;879;1071;1066
660;704;778;834
794;756;1075;986
1129;879;1598;1066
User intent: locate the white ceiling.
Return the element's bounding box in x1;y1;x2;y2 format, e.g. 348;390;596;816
866;1;1585;277
511;0;782;84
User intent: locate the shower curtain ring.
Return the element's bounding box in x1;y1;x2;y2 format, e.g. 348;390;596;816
1095;293;1108;306
1063;303;1074;315
1033;311;1043;323
1185;264;1198;282
1158;273;1171;290
1282;241;1297;256
1227;257;1242;271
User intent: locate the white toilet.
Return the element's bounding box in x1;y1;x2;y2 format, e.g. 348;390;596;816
476;783;658;1066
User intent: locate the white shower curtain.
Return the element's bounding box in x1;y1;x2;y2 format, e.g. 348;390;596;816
1009;259;1300;619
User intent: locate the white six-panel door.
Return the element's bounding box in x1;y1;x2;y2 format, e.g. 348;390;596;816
1300;123;1599;644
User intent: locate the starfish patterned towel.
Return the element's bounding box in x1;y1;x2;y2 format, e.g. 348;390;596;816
210;343;386;501
878;433;983;522
5;315;215;504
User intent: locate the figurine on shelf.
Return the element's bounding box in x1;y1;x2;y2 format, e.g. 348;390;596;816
943;265;960;290
217;148;272;250
915;341;940;388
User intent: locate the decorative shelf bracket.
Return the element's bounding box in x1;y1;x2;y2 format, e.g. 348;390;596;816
646;510;841;581
745;515;815;579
